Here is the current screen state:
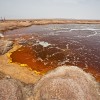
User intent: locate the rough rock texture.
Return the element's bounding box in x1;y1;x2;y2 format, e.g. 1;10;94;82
0;79;23;100
0;33;4;38
0;40;13;55
22;84;34;100
0;71;6;80
33;66;100;100
0;76;34;100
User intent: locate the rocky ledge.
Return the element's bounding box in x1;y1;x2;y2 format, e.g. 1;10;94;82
0;40;13;55
0;33;4;38
0;66;99;100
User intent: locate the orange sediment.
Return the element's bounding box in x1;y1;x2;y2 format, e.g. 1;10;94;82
9;46;54;75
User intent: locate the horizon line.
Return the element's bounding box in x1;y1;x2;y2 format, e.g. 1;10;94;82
0;18;100;21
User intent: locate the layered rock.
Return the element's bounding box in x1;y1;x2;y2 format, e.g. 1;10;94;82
33;66;100;100
0;33;4;38
0;40;13;55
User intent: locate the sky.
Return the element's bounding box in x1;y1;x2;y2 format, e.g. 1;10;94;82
0;0;100;19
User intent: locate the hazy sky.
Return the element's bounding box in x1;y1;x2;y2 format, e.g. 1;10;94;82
0;0;100;19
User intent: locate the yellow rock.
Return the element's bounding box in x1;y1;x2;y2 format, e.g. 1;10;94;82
34;70;41;75
20;64;28;67
9;60;12;63
6;52;12;58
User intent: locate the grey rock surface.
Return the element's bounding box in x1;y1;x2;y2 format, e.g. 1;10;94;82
0;33;4;38
0;40;13;55
0;79;23;100
33;66;100;100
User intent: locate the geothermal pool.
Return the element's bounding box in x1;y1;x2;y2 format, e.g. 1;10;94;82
5;24;100;81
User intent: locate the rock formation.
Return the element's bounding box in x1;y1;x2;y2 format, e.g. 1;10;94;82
0;79;23;100
0;33;4;38
33;66;100;100
0;40;13;55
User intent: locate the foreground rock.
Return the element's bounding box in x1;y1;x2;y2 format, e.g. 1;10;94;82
0;72;6;80
0;40;13;55
33;66;100;100
0;79;23;100
0;75;34;100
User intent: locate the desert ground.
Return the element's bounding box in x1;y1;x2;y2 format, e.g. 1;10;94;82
0;19;100;100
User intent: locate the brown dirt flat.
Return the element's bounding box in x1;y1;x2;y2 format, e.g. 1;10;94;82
0;19;100;32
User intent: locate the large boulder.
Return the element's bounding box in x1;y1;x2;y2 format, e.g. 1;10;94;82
0;79;23;100
0;40;13;55
33;66;100;100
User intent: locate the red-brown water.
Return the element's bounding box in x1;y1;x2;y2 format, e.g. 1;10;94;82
5;24;100;82
10;46;54;74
